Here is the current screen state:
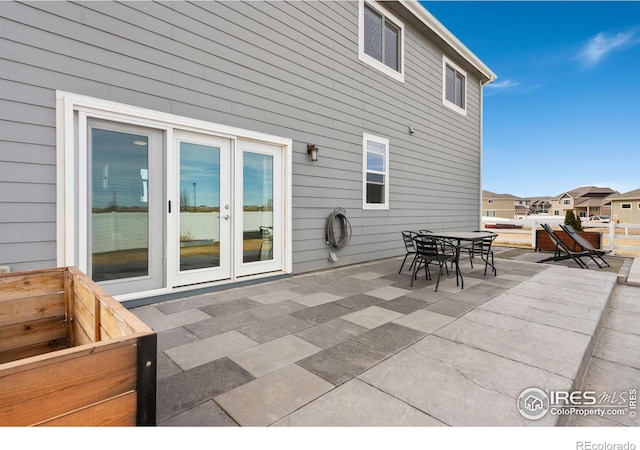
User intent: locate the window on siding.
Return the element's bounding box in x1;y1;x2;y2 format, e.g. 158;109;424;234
621;203;631;209
487;210;496;217
563;199;571;205
443;56;466;115
363;133;389;210
488;199;494;204
359;1;404;82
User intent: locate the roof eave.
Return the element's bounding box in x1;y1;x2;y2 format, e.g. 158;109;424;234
400;0;497;85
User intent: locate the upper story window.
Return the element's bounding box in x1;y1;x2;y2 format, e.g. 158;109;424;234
488;199;494;204
442;56;467;116
563;199;571;205
359;0;404;82
621;203;631;209
363;133;389;210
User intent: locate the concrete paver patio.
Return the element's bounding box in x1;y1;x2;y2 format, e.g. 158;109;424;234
132;250;639;427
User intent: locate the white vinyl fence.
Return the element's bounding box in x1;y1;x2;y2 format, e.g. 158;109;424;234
482;217;640;257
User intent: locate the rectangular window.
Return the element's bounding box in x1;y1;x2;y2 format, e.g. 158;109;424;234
443;56;466;115
487;210;496;217
359;0;404;82
621;203;631;209
488;199;494;204
563;199;571;205
363;133;389;210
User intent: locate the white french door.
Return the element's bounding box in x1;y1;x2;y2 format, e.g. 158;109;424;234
234;140;283;277
171;136;284;285
170;131;231;286
77;109;287;297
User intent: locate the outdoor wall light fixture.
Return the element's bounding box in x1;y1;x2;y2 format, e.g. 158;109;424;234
408;126;415;134
307;144;319;162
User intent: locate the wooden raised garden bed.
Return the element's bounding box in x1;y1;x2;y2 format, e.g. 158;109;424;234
536;229;601;253
0;267;156;426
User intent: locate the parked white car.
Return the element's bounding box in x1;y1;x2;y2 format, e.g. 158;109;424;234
587;215;611;223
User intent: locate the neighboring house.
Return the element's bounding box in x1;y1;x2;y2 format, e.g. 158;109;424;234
526;197;552;215
608;189;640;223
551;186;618;218
481;191;527;219
0;1;495;302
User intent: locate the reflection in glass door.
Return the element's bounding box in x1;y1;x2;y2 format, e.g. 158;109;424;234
179;142;220;271
173;132;230;286
88;120;164;295
242;152;274;263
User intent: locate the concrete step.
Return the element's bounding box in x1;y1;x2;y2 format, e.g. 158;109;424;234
568;284;640;426
626;257;640;287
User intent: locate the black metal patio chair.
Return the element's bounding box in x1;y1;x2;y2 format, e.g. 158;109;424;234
538;223;590;269
466;232;498;276
411;235;458;292
559;224;610;268
399;231;420;273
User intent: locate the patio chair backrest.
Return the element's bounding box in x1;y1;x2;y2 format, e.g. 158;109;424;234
542;223;571;251
402;231;418;251
413;235;456;260
561;224;595;250
470;232;497;254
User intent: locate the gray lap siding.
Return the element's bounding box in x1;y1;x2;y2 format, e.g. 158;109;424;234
0;1;482;274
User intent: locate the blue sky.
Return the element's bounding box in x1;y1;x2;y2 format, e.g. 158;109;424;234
422;1;640;198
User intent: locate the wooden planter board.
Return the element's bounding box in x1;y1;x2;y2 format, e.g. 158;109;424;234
536;229;601;252
0;267;156;426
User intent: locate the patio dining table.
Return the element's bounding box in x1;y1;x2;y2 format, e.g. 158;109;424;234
419;230;497;289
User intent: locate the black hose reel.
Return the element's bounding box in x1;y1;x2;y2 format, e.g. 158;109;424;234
325;208;352;261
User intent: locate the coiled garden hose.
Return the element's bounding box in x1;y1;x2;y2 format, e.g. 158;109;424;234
326;208;352;249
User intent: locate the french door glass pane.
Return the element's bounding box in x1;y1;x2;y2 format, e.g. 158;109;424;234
179;142;221;271
243;152;273;263
91;129;149;281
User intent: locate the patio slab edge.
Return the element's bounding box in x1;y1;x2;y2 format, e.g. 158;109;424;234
626;257;640;287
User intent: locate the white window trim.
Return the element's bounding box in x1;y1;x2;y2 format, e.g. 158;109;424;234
486;210;496;217
358;0;405;83
442;55;467;116
55;91;293;300
621;203;632;209
362;133;390;210
488;199;494;204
